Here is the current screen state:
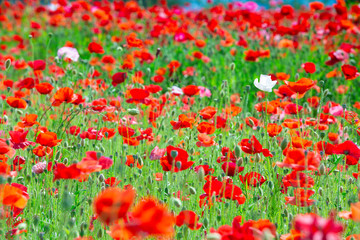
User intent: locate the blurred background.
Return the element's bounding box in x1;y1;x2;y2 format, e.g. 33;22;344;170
141;0;338;8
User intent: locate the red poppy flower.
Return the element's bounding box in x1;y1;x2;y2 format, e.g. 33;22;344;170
199;106;217;120
170;114;195;130
239;172;266;187
182;85;199;96
109;197;175;239
28;59;46;71
176;210;202;230
52;87;75;106
52;161;83;180
239;135;273;157
35;82;54;95
267;123;282;137
333;140;360;161
276;149;320;171
301;62;316;74
36;131;62;147
111;72;127;87
221;162;244;176
286;78;315;94
126;88;150;104
160;145;194;172
0;183;28;209
88;42;104;54
9;130;35;149
281;171;315;193
341;64;359;80
197;122;215;134
93;187;136;225
6;97;27;109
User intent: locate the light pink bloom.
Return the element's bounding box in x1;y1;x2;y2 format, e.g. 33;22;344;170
329;105;343;117
32;161;47;174
149;146;166;160
198;86;211;98
57;47;79;62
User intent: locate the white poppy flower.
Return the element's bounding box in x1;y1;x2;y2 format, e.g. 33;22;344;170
57;47;80;62
254;74;277;92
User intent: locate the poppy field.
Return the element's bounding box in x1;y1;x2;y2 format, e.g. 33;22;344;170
1;0;360;239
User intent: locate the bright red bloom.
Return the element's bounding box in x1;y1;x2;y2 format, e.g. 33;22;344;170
239;135;273;157
53;163;82;181
88;42;104;54
93;187;136;225
176;210;202;230
52;87;75;106
36;131;62;147
239;172;266;187
160;146;194;172
111;72;127;87
199;106;217;120
277;149;320;171
170;114;195;130
9;130;35;149
341;64;359;80
28;59;46;71
182;85;199;96
35;82;54;94
221;162;244;176
6;97;27;109
301;62;316;74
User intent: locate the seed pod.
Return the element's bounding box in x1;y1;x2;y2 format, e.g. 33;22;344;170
236;157;243;166
280;138;288;150
176;161;182;169
172;198;182;208
98;174;105;182
189;187;196;195
234;145;241;158
230;62;235;71
203;217;209;228
128;108;140;116
5;59;11;70
319;164;326;175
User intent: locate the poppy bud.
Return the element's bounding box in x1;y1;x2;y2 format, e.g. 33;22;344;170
207;233;221;240
203;217;209;228
236;157;243;166
80;139;85;147
128;108;139;115
189;187;196;195
245;85;250;91
189;147;194;155
197;167;205;182
280;138;288;150
216;215;221;222
176;161;182;169
5;59;11;70
267;180;274;189
172;198;182;208
7;177;12;184
170;150;178;158
340;186;344;193
348;178;354;185
220;90;225;97
255;153;261;162
288;213;293;221
319;132;325;138
230;62;235;71
98;174;105;182
15;109;23;115
319;164;326;175
97;229;103;238
235;145;241;158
